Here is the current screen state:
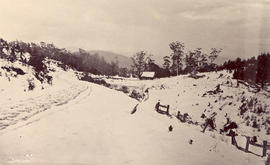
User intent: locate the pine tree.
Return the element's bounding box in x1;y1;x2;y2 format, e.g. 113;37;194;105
256;53;270;88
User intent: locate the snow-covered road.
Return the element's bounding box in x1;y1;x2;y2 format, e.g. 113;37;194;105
0;82;265;165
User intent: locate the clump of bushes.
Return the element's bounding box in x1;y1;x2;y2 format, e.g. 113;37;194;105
129;90;143;101
34;72;53;85
188;73;205;79
46;75;53;85
94;79;107;86
239;103;248;115
119;85;129;94
80;74;108;86
1;66;26;75
1;66;26;78
252;120;259;129
80;74;94;82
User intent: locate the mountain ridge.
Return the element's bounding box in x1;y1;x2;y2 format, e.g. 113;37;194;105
88;50;133;69
89;50;231;68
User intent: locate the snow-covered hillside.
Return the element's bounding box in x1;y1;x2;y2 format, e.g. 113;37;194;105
0;60;268;165
0;81;265;165
106;71;270;140
105;71;270;160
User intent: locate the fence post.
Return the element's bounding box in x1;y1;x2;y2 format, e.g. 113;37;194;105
155;102;160;111
231;135;235;145
263;140;267;157
166;105;170;115
183;113;187;122
231;134;238;147
177;111;180;119
245;137;250;152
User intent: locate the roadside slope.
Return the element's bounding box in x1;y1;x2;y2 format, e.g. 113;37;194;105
0;82;265;165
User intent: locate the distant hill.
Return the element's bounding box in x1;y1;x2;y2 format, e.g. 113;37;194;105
88;50;230;70
89;50;132;69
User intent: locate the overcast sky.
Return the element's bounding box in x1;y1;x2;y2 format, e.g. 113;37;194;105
0;0;270;61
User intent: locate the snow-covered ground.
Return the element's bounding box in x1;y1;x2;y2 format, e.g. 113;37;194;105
0;60;268;164
0;82;265;165
106;71;270;142
0;59;88;132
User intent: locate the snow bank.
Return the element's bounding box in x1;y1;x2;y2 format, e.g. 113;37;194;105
106;70;270;147
0;82;265;165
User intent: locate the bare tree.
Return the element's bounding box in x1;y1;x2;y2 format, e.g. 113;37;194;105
209;48;222;64
131;51;147;77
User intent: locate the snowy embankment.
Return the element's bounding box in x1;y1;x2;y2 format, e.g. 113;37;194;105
106;71;270;141
105;71;270;162
0;67;266;164
0;59;88;132
0;82;265;165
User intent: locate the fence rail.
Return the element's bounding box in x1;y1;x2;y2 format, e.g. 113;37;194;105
154;101;270;157
230;135;270;157
155;102;170;116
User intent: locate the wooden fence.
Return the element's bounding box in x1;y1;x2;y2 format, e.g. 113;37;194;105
155;102;170;116
230;134;270;157
154;101;270;157
176;111;189;123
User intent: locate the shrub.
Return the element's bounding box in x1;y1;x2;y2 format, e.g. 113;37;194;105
129;90;143;101
92;79;107;86
80;74;108;86
1;66;26;75
27;79;35;91
239;103;248;115
80;74;94;82
252;120;258;128
46;75;53;85
11;67;25;75
28;55;47;73
188;73;205;79
120;85;129;94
